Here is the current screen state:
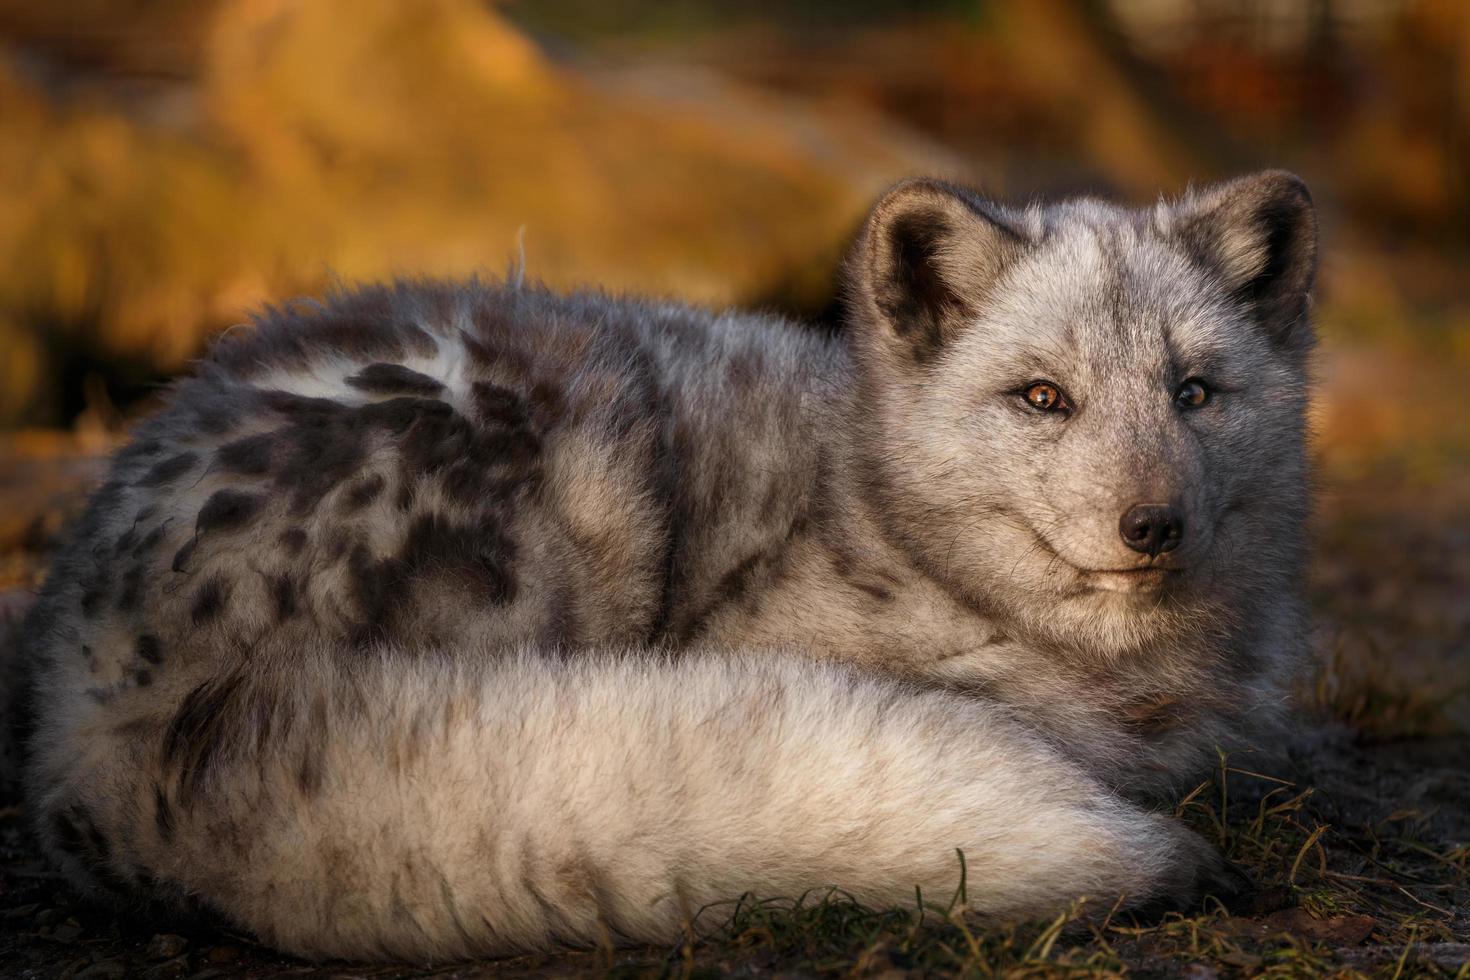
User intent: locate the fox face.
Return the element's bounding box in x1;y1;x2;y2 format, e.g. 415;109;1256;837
848;172;1317;657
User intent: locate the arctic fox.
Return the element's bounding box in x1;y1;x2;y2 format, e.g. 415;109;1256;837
18;171;1316;961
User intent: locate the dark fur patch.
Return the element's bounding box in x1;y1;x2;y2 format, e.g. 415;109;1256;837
154;785;175;843
713;552;764;607
673;514;808;641
850;581;895;604
306;406;461;508
264;396;456;516
132;523;168;558
136;634;164;664
274;421;367;514
400;513;518;604
191;396;240;435
492;427;542;468
196;489;265;535
271;574;298;621
345;363;444;397
190;577;230;625
296;747;323;796
356;396;453;434
79;579;107;617
134;668;153;687
116;564;146;612
440;462;498;506
1121;695;1186;737
278;528;308;555
398;408;479;475
538;582;580;647
216;433;277;475
528;381;566;430
347;545;389;640
171;537;198;573
137;451;199;488
323;528;354;561
438;441;538;506
348;513;517;646
162;676;249;804
262;390;347;420
458;325;504;368
341;473;386;512
471;382;530;428
389;395;542;507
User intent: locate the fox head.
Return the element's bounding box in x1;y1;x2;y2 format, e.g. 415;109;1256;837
847;171;1317;657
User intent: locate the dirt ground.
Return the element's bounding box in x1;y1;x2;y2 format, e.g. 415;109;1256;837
0;343;1467;977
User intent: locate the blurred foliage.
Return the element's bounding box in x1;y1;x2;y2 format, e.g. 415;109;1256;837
0;0;937;425
0;0;1467;427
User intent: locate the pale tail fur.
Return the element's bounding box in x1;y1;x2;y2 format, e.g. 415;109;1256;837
30;650;1214;959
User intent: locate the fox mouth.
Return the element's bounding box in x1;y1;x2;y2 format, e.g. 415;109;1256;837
1009;513;1189;593
1078;567;1183;594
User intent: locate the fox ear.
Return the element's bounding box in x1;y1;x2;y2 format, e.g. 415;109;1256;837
849;179;1025;363
1168;170;1318;352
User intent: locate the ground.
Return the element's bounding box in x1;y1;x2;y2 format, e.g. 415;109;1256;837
0;342;1467;978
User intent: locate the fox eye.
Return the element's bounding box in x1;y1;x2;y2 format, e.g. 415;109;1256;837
1023;382;1070;413
1174;378;1210;409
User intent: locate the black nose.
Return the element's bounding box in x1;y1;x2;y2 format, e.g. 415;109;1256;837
1119;504;1183;557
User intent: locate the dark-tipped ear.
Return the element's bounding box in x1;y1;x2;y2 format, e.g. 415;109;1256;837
1168;170;1318;351
848;178;1026;363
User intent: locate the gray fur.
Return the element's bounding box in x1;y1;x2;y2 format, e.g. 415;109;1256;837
18;171;1316;960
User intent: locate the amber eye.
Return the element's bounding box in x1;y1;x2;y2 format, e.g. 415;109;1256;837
1174;378;1210;409
1023;382;1068;413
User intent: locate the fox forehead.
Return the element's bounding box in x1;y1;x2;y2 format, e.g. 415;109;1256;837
945;216;1278;390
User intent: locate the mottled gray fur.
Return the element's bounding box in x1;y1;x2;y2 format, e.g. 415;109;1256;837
18;171;1317;961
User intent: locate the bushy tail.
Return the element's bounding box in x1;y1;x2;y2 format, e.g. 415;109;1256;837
28;650;1224;961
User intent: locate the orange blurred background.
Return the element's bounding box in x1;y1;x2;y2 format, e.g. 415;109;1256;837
1;0;1467;726
2;0;1466;422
